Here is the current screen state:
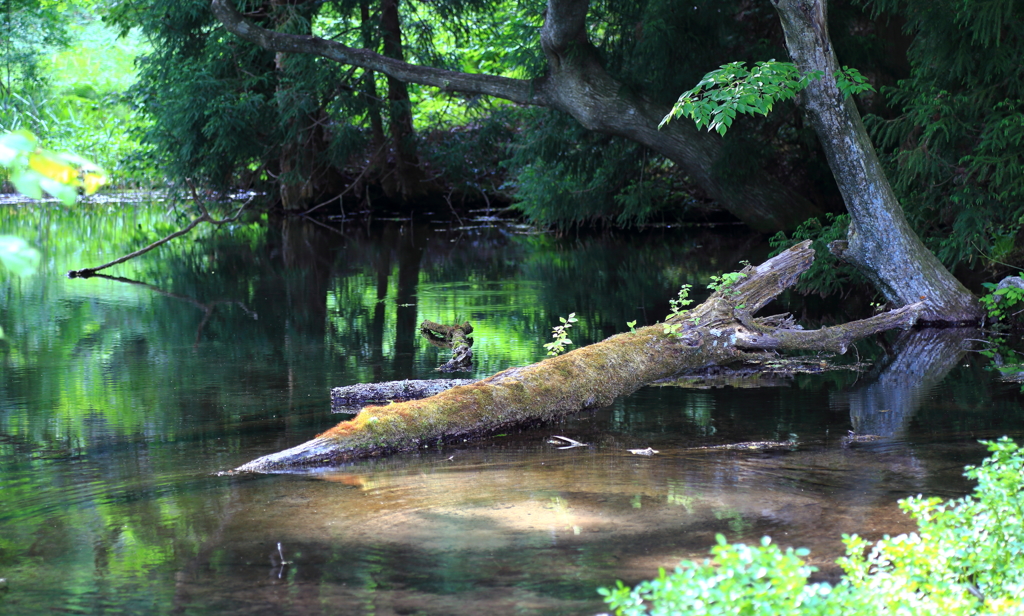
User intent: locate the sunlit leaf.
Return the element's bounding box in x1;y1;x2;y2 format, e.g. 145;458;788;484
82;170;107;195
29;152;77;186
0;131;36;166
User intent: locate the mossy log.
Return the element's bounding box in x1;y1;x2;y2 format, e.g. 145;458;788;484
236;241;924;471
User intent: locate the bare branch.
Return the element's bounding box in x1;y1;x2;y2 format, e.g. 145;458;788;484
67;194;254;278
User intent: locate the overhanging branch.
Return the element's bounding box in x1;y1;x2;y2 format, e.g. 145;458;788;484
210;0;544;105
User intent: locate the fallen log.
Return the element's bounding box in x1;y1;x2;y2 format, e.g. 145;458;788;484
331;378;477;412
236;241;924;471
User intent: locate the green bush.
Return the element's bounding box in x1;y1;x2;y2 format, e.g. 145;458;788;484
768;214;869;298
599;438;1024;615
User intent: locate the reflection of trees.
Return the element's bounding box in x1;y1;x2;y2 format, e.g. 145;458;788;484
90;273;258;347
840;329;978;439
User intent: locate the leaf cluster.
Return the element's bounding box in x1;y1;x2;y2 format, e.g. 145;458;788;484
662;283;694;337
543;312;578;356
0;130;106;205
707;270;746;294
979;275;1024;323
662;61;874;137
661;60;818;136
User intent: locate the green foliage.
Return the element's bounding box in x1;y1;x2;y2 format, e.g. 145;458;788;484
0;0;71;90
863;0;1024;270
0;130;107;205
662;284;694;336
105;0;515;199
0;10;150;187
980;276;1024;323
504;109;693;228
770;214;869;297
504;0;821;230
661;61;818;136
0;235;41;276
599;438;1024;616
626;319;638;333
543;312;578;356
662;61;874;136
600;535;824;616
707;270;746;294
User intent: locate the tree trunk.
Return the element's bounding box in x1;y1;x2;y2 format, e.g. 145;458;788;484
359;0;386;151
771;0;982;324
210;0;821;231
233;240;925;472
378;0;425;200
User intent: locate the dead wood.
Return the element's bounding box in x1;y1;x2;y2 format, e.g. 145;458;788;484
67;183;252;279
420;321;474;372
235;241;925;472
331;378;477;412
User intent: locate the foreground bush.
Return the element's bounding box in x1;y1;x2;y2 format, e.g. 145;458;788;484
599;438;1024;616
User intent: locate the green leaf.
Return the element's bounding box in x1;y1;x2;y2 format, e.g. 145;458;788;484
0;235;42;277
9;168;44;200
39;177;79;206
0;131;36;166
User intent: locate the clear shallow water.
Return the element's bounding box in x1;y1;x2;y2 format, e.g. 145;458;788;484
1;203;1023;615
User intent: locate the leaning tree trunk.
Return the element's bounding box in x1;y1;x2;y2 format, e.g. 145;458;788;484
234;241;924;471
210;0;821;231
771;0;982;324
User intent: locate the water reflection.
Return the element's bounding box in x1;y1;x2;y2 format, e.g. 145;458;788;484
1;203;1023;615
843;328;977;440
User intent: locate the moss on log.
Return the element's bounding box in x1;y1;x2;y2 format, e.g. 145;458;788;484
236;241;924;471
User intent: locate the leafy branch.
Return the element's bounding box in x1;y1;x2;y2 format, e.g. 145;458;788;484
660;60;875;136
0;130;108;276
0;130;107;205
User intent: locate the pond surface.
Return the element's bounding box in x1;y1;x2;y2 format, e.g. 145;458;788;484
1;202;1022;615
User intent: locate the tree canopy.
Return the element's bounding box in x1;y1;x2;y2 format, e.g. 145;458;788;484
86;0;1024;275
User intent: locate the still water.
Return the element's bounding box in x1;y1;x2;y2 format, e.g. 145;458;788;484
1;201;1022;615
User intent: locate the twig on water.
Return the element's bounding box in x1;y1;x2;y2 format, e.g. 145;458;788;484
549;435;587;449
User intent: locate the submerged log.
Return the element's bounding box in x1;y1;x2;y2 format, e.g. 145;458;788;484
236;241;924;471
420;321;474;372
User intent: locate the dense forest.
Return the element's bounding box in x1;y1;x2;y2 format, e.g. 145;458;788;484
2;0;1021;272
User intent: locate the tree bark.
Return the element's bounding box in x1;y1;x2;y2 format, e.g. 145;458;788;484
233;240;925;472
770;0;982;324
209;0;821;231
